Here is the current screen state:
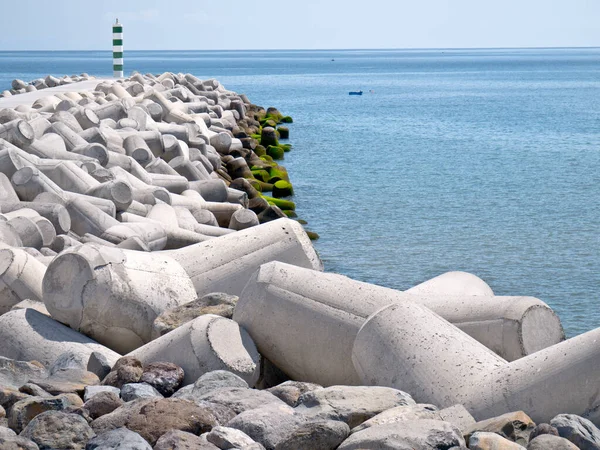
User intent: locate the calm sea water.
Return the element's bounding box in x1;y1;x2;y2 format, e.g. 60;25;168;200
1;48;600;337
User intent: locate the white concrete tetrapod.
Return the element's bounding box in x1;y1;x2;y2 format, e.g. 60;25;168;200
406;271;494;297
232;262;564;386
42;244;197;353
128;314;261;386
165;218;323;298
0;308;120;367
0;248;46;314
352;302;600;426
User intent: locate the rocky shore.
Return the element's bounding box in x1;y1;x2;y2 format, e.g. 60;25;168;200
0;72;599;449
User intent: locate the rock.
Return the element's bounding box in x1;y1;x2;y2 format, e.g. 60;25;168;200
82;391;123;419
469;431;526;449
351;403;440;433
120;383;163;402
29;369;100;395
551;413;600;450
465;411;536;446
0;356;47;390
139;362;184;396
48;352;87;374
274;420;350;450
206;426;257;449
87;352;112;380
295;386;415;428
101;356;143;389
266;381;322;407
0;405;5;419
0;387;29;410
18;385;51;398
85;427;151;449
9;394;80;433
154;429;219;450
529;423;560;441
226;403;305;450
20;411;94;450
186;370;249;398
152;300;235;338
0;436;40;449
91;397;218;445
84;386;120;402
0;425;16;437
337;419;466;450
194;401;237;425
528;434;579;450
197;387;285;414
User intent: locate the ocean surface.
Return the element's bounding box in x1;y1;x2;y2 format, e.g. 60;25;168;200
1;48;599;337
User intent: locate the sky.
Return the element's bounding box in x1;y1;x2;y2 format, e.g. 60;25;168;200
0;0;598;51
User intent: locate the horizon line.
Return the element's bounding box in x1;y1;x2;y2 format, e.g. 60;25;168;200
1;45;599;52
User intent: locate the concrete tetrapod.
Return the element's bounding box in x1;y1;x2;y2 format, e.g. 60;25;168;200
128;314;261;386
352;302;600;426
0;248;46;314
0;308;120;368
232;262;564;386
42;244;197;354
165;218;323;298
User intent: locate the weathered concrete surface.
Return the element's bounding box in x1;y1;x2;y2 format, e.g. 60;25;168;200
42;244;197;353
233;261;563;386
0;308;120;368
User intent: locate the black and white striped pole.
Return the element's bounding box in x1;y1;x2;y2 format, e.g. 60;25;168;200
112;19;123;78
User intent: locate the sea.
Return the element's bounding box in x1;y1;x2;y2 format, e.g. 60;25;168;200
1;48;599;338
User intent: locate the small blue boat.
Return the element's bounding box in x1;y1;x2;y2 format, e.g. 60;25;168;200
349;91;363;96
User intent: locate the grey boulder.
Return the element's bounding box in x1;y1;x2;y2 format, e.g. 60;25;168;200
551;414;600;450
120;383;163;402
528;434;579;450
20;411;94;450
337;419;465;450
295;386;415;428
85;427;151;449
274;420;350;450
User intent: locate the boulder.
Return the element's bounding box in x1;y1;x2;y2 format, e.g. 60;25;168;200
120;383;163;402
337;419;466;450
18;384;51;398
0;387;29;410
274;420;350;450
351;403;440;433
9;394;81;433
529;423;560;441
528;434;579;450
469;431;526;449
0;436;40;449
295;386;415;428
82;391;123;419
139;362;184;396
29;368;99;396
225;403;305;450
154;430;219;450
85;427;151;449
83;386;120;402
91;397;218;445
0;357;47;390
551;414;600;450
101;356;143;389
266;381;322;407
20;411;94;450
152;298;236;338
206;426;258;449
464;411;536;446
197;387;286;415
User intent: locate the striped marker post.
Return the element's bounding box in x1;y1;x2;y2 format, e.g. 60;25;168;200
112;19;123;78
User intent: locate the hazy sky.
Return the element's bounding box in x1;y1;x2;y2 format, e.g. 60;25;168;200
0;0;598;50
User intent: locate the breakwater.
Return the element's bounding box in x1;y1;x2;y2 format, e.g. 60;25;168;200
0;72;598;449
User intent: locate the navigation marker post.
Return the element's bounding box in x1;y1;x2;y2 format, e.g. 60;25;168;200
112;19;123;78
